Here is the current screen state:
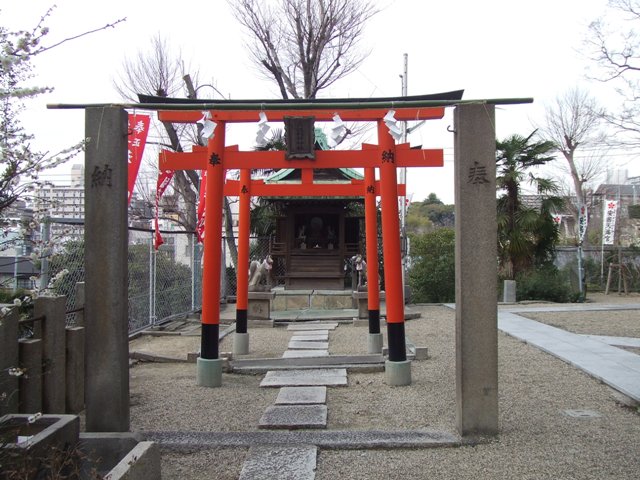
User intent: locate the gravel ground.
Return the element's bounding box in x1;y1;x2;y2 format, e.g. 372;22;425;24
129;298;640;479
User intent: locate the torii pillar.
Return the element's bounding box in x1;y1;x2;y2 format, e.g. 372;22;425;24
197;121;226;387
234;168;251;355
364;167;382;354
378;121;411;386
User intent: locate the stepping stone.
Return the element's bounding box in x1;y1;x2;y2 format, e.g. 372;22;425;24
288;341;329;350
282;350;329;358
275;386;327;405
259;405;328;429
291;330;332;336
260;368;347;387
287;323;338;331
239;445;317;480
291;334;329;342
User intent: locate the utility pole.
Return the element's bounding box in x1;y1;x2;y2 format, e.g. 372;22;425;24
39;218;51;291
399;53;408;301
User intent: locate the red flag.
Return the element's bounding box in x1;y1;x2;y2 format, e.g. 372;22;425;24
127;113;150;205
154;169;174;250
196;169;207;243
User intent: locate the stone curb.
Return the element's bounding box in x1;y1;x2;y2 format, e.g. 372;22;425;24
141;430;461;450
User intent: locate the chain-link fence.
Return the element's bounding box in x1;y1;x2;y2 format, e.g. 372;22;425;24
14;221;639;329
221;236;272;300
42;222;203;334
554;246;640;293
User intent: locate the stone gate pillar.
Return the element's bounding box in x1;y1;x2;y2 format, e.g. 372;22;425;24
84;107;129;432
454;103;498;436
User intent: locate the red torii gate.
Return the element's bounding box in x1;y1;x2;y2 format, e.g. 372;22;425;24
159;105;445;387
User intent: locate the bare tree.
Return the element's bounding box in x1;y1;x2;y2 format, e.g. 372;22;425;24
538;88;606;207
586;0;640;143
114;36;240;266
229;0;378;99
114;35;197;228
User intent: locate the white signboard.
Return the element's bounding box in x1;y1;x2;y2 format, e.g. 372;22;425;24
578;204;588;244
602;200;618;245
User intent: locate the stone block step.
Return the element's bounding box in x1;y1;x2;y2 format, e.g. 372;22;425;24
239;445;317;480
233;355;383;374
287;323;338;331
259;405;328;429
290;334;329;342
288;340;329;350
143;430;461;450
275;386;327;405
289;330;332;336
282;350;329;358
260;368;347;387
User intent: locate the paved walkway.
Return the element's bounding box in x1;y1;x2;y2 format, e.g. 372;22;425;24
497;303;640;403
244;322;343;479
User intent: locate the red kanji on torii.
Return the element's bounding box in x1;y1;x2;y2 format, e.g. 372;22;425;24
157;104;446;388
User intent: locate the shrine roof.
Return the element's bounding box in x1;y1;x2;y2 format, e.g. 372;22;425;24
265;168;363;183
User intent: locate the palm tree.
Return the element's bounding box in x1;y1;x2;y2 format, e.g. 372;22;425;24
496;132;564;279
248;129;286;238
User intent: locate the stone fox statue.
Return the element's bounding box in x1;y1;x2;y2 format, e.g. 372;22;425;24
249;255;273;291
351;254;367;289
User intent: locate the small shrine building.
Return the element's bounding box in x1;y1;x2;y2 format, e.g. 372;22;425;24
264;167;365;289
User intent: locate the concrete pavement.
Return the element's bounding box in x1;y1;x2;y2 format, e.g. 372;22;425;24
497;303;640;403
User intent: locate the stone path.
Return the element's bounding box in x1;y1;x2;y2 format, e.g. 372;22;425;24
275;386;327;404
239;445;317;480
444;302;640;403
498;307;640;403
582;334;640;348
259;404;328;429
244;322;344;479
260;368;348;388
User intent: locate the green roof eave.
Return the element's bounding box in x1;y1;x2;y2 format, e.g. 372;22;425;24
262;196;364;201
264;167;363;183
265;168;295;182
339;168;363;180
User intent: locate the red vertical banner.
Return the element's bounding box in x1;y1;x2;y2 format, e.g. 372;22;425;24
127;113;151;205
154;169;174;249
196;169;207;243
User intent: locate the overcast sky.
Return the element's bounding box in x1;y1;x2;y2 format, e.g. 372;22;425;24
4;0;634;204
